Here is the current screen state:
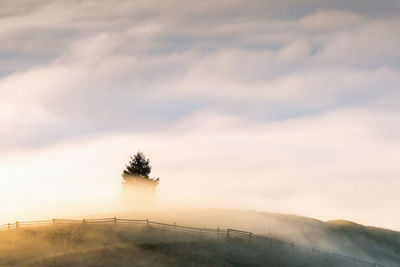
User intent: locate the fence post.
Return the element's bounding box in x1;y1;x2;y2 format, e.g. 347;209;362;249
16;220;19;229
227;229;230;238
113;217;116;225
146;218;149;227
250;232;252;241
53;218;55;225
7;223;10;230
83;218;85;224
292;242;294;251
174;222;175;229
217;226;219;237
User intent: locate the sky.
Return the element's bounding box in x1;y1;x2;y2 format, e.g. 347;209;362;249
0;0;400;230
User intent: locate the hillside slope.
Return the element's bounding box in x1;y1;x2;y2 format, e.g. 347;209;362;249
2;209;399;266
108;209;400;266
0;224;389;267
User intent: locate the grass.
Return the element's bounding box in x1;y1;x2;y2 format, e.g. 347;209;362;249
0;223;384;267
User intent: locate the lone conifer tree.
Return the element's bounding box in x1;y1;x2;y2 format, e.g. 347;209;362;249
123;152;151;178
122;152;159;191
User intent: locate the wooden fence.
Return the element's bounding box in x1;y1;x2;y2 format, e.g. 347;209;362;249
0;217;386;267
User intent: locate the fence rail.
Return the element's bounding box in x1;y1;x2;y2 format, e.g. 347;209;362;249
0;217;385;267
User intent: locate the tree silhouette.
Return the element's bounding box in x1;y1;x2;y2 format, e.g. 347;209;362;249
122;152;159;191
123;152;151;178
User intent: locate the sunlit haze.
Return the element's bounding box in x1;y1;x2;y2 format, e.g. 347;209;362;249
0;0;399;231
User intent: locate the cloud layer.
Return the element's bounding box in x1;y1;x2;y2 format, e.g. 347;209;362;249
0;0;399;229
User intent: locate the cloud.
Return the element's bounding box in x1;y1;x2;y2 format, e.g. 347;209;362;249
0;0;399;149
0;0;399;228
1;107;399;229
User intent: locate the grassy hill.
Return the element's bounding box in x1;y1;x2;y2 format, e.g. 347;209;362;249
139;209;400;265
1;209;399;266
0;223;382;267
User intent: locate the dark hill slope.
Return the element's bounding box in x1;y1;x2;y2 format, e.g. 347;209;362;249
0;224;386;267
111;209;400;266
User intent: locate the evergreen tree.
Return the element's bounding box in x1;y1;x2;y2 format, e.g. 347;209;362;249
123;152;152;179
122;152;159;190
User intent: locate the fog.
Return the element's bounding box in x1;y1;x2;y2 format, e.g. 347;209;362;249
1;205;399;266
1;116;400;231
1;0;399;253
1;133;399;265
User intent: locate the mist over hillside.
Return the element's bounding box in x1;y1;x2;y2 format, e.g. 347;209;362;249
1;209;399;267
81;208;400;266
1;0;399;266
